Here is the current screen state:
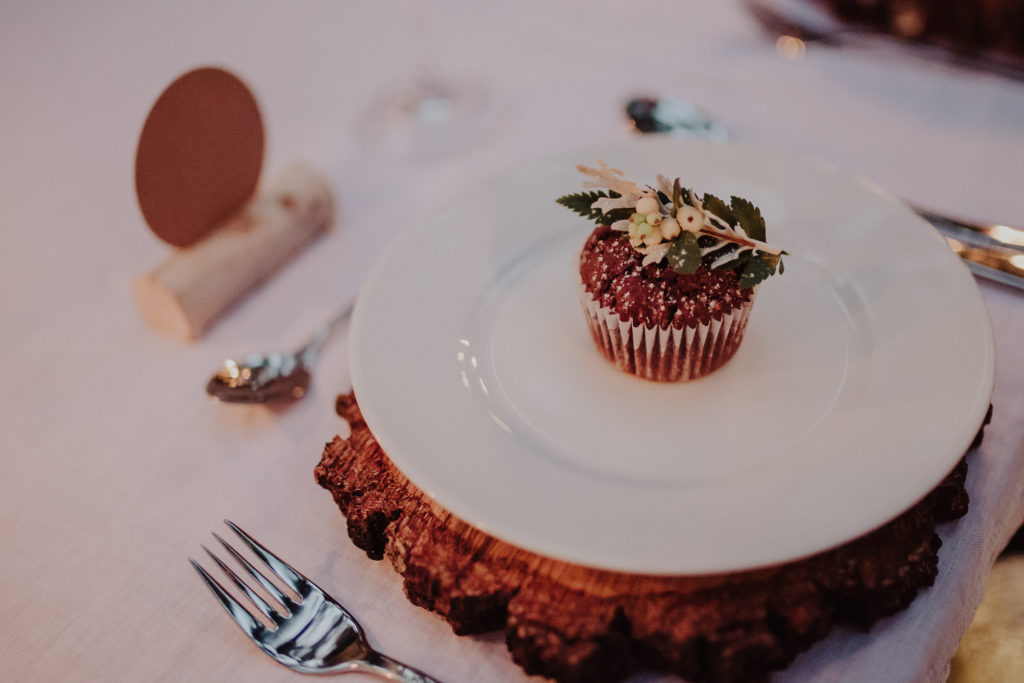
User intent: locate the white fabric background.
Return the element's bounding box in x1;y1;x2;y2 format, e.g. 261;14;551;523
2;1;1023;681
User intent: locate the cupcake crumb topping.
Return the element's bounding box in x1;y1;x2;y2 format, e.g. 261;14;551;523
580;226;751;329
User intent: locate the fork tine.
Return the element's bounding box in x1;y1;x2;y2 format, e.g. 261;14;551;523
212;532;293;608
189;558;262;635
224;520;308;594
202;545;278;622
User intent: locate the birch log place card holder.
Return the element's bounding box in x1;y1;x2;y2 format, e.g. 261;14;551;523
132;67;334;341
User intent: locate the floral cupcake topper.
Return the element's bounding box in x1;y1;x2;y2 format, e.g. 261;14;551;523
558;160;785;288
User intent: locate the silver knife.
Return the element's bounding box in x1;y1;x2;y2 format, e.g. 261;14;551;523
915;208;1024;291
626;96;1024;291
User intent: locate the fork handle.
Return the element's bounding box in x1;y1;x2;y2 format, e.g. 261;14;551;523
354;650;443;683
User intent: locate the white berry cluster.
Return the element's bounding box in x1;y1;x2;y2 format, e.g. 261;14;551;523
626;193;703;249
571;160;782;272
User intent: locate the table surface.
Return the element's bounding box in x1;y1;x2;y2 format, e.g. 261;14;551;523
2;2;1023;682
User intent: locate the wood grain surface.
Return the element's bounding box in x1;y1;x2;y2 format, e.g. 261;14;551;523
315;393;985;683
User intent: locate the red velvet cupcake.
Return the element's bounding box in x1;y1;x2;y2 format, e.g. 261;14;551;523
559;161;785;382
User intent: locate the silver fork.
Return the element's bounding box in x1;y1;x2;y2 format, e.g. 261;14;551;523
190;520;441;681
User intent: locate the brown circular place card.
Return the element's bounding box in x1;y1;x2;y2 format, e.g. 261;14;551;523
135;67;264;247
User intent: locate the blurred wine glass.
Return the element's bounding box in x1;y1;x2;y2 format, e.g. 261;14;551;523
354;0;490;160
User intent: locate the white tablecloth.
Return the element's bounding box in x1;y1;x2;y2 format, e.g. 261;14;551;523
2;1;1023;681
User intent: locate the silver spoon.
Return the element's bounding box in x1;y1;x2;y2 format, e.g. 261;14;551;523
206;302;355;404
625;95;1024;290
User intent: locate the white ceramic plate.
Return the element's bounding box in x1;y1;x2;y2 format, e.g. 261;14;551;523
349;138;994;574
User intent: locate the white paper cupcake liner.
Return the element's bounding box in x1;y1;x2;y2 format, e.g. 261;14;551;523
577;275;758;382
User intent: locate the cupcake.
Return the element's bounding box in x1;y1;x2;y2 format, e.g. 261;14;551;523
558;160;785;382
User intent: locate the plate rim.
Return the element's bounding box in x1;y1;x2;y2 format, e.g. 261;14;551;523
349;137;995;574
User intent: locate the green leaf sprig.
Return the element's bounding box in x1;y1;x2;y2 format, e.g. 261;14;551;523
556;190;633;224
557;164;786;288
688;190;786;287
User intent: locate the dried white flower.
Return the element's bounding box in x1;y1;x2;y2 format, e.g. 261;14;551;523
640;242;672;267
592;195;635;214
567;162;785;274
703;210;731;231
655;173;674;199
688;188;703;211
577;160;643;200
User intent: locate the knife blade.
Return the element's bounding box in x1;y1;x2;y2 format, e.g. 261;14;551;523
625;96;1024;291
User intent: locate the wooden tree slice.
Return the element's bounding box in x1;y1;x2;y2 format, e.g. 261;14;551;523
315;393;985;683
